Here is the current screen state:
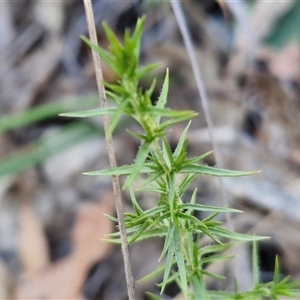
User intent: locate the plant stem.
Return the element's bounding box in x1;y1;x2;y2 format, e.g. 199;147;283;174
82;1;135;299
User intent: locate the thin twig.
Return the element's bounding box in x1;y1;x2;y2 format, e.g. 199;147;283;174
82;1;135;299
170;0;232;227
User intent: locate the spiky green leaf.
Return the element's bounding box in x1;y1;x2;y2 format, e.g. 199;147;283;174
179;164;259;177
60;107;116;118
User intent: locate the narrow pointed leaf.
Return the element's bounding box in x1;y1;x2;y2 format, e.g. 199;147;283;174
130;205;167;224
102;21;123;53
85;164;154;176
159;113;198;130
209;227;269;241
168;173;176;221
106;228;167;244
162;138;173;169
155;70;169;123
159;223;175;261
201;254;234;264
161;239;175;293
103;213;119;223
123;140;152;188
129;186;143;215
178;173;197;197
145;292;164;300
128;222;148;244
85;165;134;176
182;151;213;166
138;264;166;283
252;241;260;286
131;16;145;58
174;227;188;297
126;129;148;141
136;63;161;78
274;256;280;284
60;107;116;118
146;107;196;118
104;82;124;95
192;274;209;300
199;243;232;256
201;270;226;280
185;188;198;215
173;121;191;160
81;35;117;72
180;203;241;213
179;164;259;177
145;79;156;100
109;98;129;135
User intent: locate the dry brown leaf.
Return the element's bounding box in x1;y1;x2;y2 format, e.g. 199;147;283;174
72;188;115;267
18;202;50;276
0;259;13;299
18;171;50;276
16;188;114;299
16;256;87;300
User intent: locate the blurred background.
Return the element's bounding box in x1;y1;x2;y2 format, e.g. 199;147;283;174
0;0;300;299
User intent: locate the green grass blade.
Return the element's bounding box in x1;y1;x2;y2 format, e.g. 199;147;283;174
0;95;98;133
0;121;101;178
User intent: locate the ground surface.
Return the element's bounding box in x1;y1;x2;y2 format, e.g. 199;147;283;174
0;1;300;299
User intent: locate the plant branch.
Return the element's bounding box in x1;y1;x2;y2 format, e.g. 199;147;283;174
170;0;233;229
82;1;135;299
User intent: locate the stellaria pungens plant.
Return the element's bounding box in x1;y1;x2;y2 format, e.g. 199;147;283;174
61;16;300;300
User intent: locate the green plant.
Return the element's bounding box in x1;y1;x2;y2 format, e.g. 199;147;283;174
61;16;300;299
209;242;300;300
